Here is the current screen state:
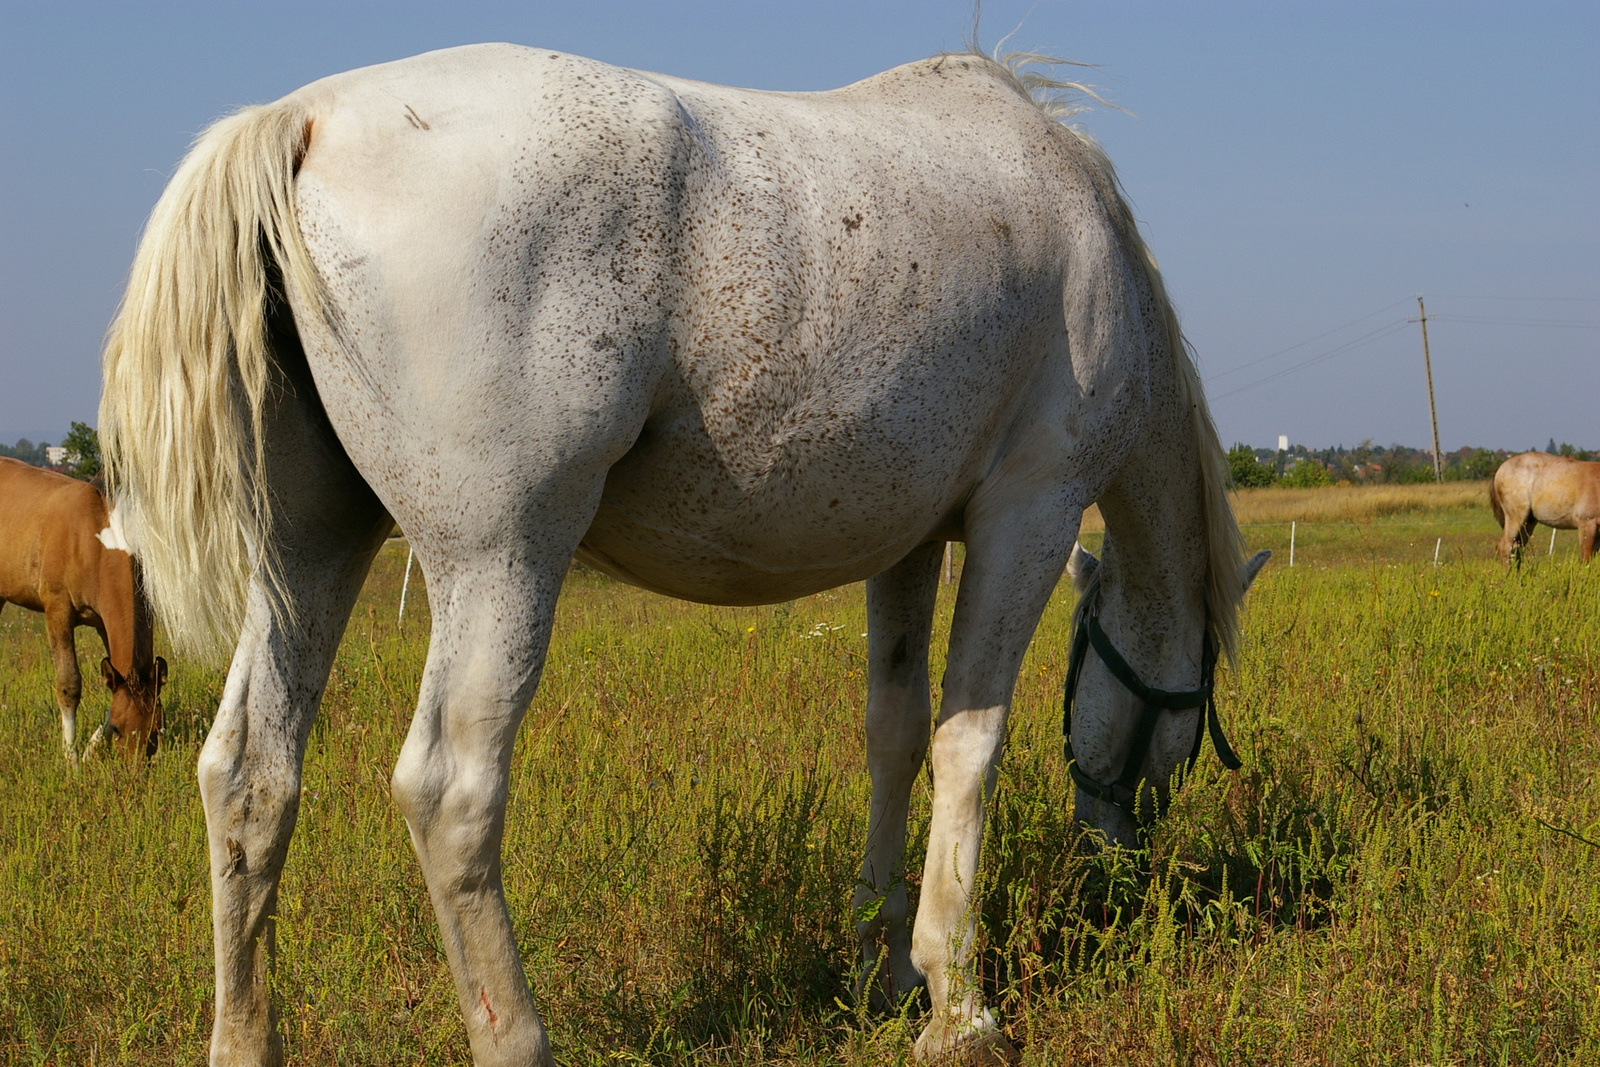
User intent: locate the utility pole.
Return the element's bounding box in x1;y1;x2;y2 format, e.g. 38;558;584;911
1416;296;1443;482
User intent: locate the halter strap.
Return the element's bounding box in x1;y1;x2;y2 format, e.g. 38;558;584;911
1062;587;1241;816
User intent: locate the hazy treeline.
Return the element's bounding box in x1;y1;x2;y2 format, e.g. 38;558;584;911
1229;439;1595;489
0;438;52;466
0;423;101;479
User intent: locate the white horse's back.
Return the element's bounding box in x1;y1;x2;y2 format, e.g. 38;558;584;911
286;45;1142;604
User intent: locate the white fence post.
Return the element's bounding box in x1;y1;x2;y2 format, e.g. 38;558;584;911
1289;521;1296;567
1550;526;1558;556
398;545;415;626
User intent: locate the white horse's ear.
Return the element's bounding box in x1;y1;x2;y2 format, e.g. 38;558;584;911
1240;549;1271;592
1067;542;1100;593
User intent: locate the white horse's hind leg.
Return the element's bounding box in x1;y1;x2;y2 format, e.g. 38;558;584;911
390;553;571;1067
855;541;942;1008
911;499;1078;1062
199;522;389;1066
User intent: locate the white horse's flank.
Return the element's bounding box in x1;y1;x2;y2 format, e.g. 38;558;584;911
103;45;1261;1065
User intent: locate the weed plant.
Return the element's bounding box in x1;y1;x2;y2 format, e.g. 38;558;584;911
0;496;1595;1064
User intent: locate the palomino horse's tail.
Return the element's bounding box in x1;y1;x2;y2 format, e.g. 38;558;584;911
1488;467;1506;529
101;100;323;654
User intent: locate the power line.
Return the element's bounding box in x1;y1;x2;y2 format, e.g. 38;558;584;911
1425;293;1600;303
1209;319;1411;401
1205;299;1410;381
1424;315;1600;329
1202;292;1597;403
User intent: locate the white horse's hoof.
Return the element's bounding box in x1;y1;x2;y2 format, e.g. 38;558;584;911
914;1014;1019;1064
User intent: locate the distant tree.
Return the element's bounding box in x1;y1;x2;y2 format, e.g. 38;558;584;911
62;422;101;480
1280;458;1332;488
1462;448;1499;480
0;438;49;466
1227;443;1274;488
1548;438;1559;454
1394;462;1436;485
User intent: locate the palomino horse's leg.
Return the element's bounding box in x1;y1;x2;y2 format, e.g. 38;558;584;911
1581;520;1599;563
1515;516;1538;569
198;519;389;1066
1495;515;1515;565
910;500;1078;1062
854;540;943;1008
43;603;82;764
389;547;578;1067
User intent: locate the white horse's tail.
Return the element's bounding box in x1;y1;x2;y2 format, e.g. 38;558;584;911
100;100;323;655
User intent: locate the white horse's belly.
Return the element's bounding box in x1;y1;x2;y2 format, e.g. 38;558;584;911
574;526;911;604
577;423;964;604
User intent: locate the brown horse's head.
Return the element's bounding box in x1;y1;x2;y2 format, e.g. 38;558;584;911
102;655;168;759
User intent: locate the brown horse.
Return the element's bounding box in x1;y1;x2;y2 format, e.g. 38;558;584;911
0;456;166;759
1490;451;1600;565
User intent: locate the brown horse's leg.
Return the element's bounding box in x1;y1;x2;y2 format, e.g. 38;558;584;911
44;603;82;764
82;621;115;755
1581;520;1599;563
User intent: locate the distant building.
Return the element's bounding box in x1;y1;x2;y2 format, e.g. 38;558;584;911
45;446;68;467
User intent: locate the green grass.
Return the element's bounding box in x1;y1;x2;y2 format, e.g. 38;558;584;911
0;497;1596;1065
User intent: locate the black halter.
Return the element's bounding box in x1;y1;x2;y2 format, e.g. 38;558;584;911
1062;586;1241;815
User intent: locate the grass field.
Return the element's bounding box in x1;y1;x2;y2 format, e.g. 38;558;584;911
1;484;1597;1064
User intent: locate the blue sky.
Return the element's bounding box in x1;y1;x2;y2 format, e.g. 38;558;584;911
2;1;1595;451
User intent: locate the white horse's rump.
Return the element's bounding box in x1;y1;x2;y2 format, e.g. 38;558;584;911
102;44;1261;1065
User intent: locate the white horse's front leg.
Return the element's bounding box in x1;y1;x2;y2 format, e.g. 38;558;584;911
200;532;387;1066
855;541;942;1008
911;500;1078;1063
390;555;565;1067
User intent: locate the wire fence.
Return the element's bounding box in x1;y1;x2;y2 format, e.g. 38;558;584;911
1077;516;1580;568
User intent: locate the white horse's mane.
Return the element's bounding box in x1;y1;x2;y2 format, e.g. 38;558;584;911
970;45;1248;658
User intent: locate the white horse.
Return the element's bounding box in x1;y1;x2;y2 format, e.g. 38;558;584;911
101;44;1267;1065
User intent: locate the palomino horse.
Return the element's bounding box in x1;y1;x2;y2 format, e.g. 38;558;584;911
101;46;1267;1064
0;457;166;759
1491;451;1600;564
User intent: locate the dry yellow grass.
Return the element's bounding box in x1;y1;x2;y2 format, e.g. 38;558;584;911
1078;480;1488;533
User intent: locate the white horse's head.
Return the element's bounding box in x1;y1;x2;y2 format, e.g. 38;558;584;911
1063;541;1271;848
